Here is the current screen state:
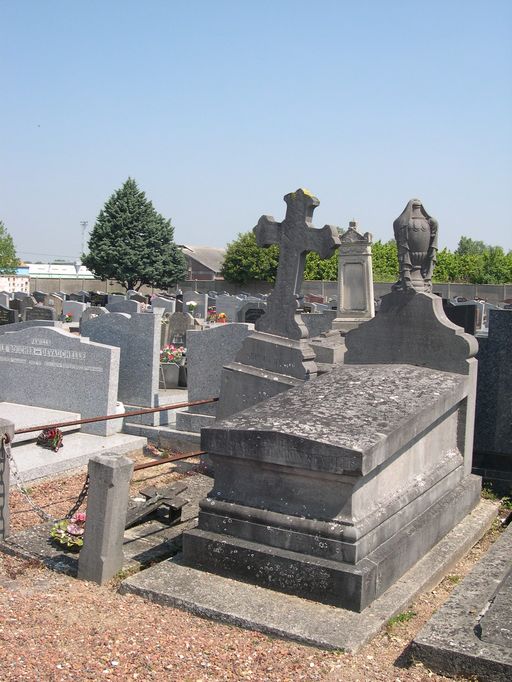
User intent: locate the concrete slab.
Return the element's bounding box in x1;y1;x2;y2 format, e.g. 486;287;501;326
412;520;512;682
11;432;147;483
122;423;201;448
1;402;81;443
119;499;497;652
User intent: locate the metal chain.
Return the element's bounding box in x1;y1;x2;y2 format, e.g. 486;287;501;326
3;434;89;522
3;436;56;522
64;474;89;519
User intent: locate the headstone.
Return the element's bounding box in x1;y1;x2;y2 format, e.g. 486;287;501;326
473;309;512;491
236;301;267;324
217;189;340;419
0;305;15;326
0;327;119;436
442;300;477;335
0;292;10;308
174;323;254;434
78;290;92;303
19;295;37;319
24;305;57;321
90;292;109;307
82;311;162;422
46;294;64;318
216;294;243;322
166;311;195;345
106;299;141;314
80;306;108;330
0;320;63;336
32;291;48;304
63;300;88;323
332;221;375;333
127;291;146;303
108;293;125;303
183;292;208;318
151;296;176;314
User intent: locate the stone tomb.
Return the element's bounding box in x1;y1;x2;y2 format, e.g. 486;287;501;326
182;292;481;612
0;327;119;436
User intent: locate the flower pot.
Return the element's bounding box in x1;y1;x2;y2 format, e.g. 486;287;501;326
159;362;180;389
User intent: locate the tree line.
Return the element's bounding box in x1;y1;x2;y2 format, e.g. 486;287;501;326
221;232;512;285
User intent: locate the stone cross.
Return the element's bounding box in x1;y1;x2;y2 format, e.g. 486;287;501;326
253;188;340;340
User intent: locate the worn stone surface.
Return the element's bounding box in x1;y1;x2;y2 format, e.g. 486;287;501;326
121;500;496;652
0;326;120;436
82;310;161;408
78;453;134;585
412;521;512;682
151;296;176;313
189;357;480;610
345;291;478;376
254;189;340;340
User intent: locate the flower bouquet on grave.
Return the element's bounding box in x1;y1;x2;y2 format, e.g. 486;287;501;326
64;313;73;323
160;344;185;365
36;428;64;452
50;512;86;551
187;301;197;314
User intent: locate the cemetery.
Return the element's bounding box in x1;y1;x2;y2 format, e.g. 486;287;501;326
0;189;510;682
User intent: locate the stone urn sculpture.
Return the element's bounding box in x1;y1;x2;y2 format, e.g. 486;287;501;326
392;199;438;293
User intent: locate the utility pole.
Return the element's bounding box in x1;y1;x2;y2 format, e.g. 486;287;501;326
80;220;88;256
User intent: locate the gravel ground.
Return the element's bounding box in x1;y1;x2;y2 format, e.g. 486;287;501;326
0;449;507;682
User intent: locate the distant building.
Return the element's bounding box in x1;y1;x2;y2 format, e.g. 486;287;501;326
179;245;226;281
0;265;30;293
25;262;95;279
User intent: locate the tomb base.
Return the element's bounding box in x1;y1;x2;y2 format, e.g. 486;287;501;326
182;475;481;612
216;330;317;419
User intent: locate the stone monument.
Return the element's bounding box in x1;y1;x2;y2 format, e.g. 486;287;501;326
216;188;340;418
392;198;438;293
181;200;482;612
332;221;374;332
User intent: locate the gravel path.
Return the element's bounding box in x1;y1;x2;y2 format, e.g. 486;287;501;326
0;453;506;682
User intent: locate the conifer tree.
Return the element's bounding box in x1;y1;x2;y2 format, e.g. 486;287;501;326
82;178;187;290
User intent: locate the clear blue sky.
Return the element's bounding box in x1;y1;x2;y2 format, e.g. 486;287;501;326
1;0;511;262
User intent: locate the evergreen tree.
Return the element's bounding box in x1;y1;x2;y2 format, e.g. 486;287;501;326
82;178;187;290
0;220;19;274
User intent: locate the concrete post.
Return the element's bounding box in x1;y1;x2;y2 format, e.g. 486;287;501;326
78;453;134;585
0;418;15;540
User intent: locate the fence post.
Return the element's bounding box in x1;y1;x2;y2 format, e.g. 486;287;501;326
0;418;15;541
78;452;134;585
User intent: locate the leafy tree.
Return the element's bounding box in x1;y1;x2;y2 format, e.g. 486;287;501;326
372;240;399;282
82;178;186;290
455;236;489;256
221;231;279;284
0;221;19;274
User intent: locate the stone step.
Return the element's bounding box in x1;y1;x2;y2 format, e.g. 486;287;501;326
175;410;215;434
